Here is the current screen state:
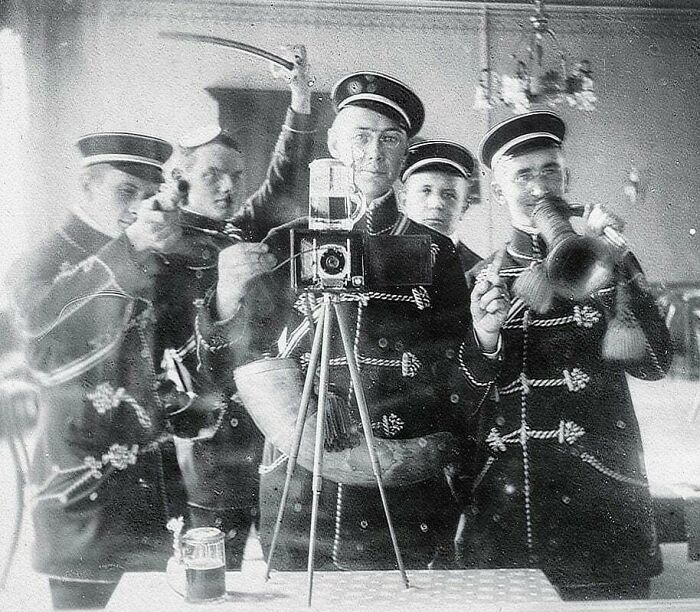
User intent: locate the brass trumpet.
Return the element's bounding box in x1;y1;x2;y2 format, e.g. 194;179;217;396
532;196;615;302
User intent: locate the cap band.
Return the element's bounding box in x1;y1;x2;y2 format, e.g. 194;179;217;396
491;132;563;169
402;157;471;181
81;153;163;168
338;93;411;130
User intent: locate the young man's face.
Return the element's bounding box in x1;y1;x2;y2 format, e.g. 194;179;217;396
492;146;568;229
328;106;408;203
182;142;245;221
403;170;469;236
84;165;159;237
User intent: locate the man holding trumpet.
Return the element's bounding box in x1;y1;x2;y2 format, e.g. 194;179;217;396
456;111;673;601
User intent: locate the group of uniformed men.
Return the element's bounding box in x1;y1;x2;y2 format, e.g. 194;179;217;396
7;46;673;609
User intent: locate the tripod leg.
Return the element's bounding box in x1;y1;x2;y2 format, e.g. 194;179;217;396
265;302;326;581
332;300;410;589
307;295;333;606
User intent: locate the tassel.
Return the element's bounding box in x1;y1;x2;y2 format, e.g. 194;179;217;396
512;263;555;313
601;280;647;362
323;390;359;452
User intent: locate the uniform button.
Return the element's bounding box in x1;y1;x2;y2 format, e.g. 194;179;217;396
505;484;516;495
293;503;302;513
420;523;429;533
214;517;223;528
492;513;500;523
360;520;368;529
202;249;211;260
445;348;455;359
89;492;98;501
356;543;365;551
250;507;258;517
450;393;460;404
561;495;571;505
195;270;204;279
394;341;404;351
418;438;427;448
137;478;151;489
548;537;558;548
378;337;388;349
246;455;253;463
226;528;237;539
141;349;150;358
230;418;239;428
496;416;506;426
616;420;626;429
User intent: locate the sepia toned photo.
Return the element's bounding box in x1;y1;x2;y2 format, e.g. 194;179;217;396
0;1;698;610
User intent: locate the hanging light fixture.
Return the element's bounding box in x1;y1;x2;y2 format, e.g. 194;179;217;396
474;0;596;114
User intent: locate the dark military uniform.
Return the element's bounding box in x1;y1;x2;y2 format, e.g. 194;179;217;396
163;108;315;569
456;229;673;591
455;240;482;275
197;191;493;570
11;216;189;586
9;109;314;592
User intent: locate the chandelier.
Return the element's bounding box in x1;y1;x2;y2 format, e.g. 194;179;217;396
474;0;596;114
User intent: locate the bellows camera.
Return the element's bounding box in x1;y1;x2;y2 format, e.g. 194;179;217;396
290;229;433;292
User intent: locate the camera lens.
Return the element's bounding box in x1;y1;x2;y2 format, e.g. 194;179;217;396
319;247;346;276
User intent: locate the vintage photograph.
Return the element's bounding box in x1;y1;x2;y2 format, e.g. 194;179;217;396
0;0;698;610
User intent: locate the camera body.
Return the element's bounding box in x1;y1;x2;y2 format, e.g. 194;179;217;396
290;229;433;293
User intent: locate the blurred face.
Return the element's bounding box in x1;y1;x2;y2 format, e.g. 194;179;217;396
182;142;245;221
83;165;159;236
328;106;408;203
492;147;568;229
403;170;469;236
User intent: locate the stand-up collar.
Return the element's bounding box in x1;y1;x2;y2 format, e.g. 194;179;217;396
355;190;400;235
507;227;548;262
60;213;112;255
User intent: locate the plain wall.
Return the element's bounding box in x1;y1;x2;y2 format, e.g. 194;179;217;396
14;0;700;283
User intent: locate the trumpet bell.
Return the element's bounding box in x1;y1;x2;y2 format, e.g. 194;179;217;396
532;197;615;302
233;357;460;487
547;234;615;301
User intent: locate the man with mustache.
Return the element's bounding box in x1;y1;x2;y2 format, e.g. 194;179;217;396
159;46;315;571
455;111;673;600
196;71;508;570
401;140;482;273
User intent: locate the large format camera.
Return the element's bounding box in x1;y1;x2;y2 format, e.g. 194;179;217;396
292;158;433;292
290;229;433;292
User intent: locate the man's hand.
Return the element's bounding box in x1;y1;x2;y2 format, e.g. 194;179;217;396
125;196;183;253
216;242;277;320
471;250;510;353
582;203;626;249
273;44;312;114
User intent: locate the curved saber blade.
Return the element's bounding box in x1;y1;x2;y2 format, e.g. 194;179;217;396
159;31;294;71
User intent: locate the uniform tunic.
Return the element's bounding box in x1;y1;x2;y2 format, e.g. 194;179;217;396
197;192;497;570
456;228;673;589
9;108;314;581
164;108;314;568
455;240;482;275
10;217;188;583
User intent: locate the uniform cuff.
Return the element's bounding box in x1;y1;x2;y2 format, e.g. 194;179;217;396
283;107;315;133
